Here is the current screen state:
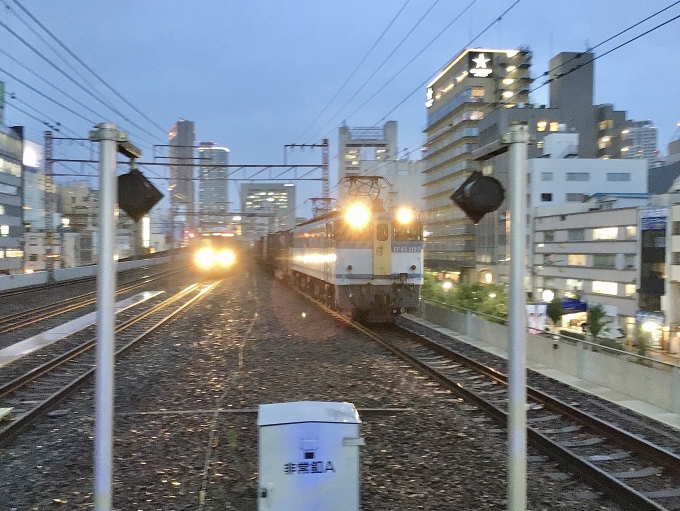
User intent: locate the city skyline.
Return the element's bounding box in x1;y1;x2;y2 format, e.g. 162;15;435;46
0;1;678;218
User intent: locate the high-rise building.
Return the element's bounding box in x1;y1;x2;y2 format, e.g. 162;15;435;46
197;141;230;228
240;183;295;243
0;124;24;274
338;121;397;203
423;48;531;272
623;120;659;166
169;119;195;227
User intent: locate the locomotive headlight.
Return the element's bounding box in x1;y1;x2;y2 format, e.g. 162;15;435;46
396;207;414;224
195;248;216;268
217;249;235;267
346;203;370;227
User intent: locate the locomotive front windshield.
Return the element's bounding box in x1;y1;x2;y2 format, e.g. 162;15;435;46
334;220;371;241
393;221;423;241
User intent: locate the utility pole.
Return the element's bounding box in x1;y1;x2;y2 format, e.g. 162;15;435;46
88;123;142;511
44;131;55;281
506;123;529;511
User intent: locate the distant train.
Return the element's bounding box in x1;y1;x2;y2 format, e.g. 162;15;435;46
260;203;424;322
190;231;245;276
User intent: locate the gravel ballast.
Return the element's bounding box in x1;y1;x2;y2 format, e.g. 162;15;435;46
0;262;622;510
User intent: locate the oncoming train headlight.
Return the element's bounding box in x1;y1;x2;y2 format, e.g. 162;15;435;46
217;249;235;267
396;207;414;224
346;203;370;227
195;248;216;268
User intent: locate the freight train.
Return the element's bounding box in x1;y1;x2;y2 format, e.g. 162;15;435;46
260;203;423;322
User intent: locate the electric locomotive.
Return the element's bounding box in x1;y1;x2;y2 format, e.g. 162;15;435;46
264;202;423;322
190;231;240;277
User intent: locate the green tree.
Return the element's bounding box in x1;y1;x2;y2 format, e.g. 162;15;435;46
546;297;564;330
585;304;610;339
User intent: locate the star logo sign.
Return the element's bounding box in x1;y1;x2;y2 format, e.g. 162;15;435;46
469;52;492;77
472;53;490;69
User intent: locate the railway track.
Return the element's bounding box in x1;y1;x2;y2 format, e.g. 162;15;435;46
285;279;680;510
0;266;187;336
0;281;220;446
359;319;680;511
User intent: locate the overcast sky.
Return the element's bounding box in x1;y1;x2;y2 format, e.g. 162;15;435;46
1;0;679;215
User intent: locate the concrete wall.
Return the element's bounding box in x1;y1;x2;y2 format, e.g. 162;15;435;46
0;256;172;292
420;301;680;413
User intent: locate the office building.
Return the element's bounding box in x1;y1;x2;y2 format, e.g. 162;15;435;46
338;121;397;203
22;140;45;232
169;119;196;227
423;48;531;273
240;183;296;243
197;141;230;228
0;124;24;273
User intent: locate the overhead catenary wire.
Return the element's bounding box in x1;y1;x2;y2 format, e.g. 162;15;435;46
0;18;163;144
12;0;168;136
293;0;413;144
1;0;115;111
304;0;444;145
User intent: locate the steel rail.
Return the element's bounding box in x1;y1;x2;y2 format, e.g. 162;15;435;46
0;281;219;446
284;282;676;511
0;267;187;335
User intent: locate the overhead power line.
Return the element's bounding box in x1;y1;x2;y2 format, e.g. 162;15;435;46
294;0;413;144
374;0;523;126
305;0;444;144
0;18;161;144
12;0;168;136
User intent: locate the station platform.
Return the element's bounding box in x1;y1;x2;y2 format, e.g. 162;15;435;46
403;314;680;432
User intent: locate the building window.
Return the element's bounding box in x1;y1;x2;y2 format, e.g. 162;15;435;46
29;254;38;261
565;193;586;202
540;172;553;181
626;225;637;238
536;140;544;150
672;252;680;265
541;193;552;202
566;172;590;181
549;122;559;132
598;119;613;131
625;284;636;296
537;121;547;132
606;173;631;181
543;231;554;242
0;204;4;215
593;254;616;268
565;278;583;291
567;254;586;266
0;225;8;236
592;281;618;295
593;227;618;240
624;254;636;268
567;229;585;241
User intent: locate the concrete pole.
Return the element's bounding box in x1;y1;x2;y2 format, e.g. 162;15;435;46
89;123;119;511
507;123;529;511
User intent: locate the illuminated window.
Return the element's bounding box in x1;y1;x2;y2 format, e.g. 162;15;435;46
470;87;485;102
0;205;4;215
566;278;583;291
625;284;636;296
592;281;617;295
567;254;586;266
0;225;8;236
502;78;514;85
626;226;637;238
537;121;547;132
549;122;559;132
593;227;618;240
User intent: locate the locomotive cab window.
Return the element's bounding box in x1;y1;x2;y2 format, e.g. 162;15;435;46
376;223;389;241
334;220;371;241
393;223;423;241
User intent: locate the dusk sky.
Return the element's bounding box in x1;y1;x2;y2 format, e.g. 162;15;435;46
1;0;679;216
